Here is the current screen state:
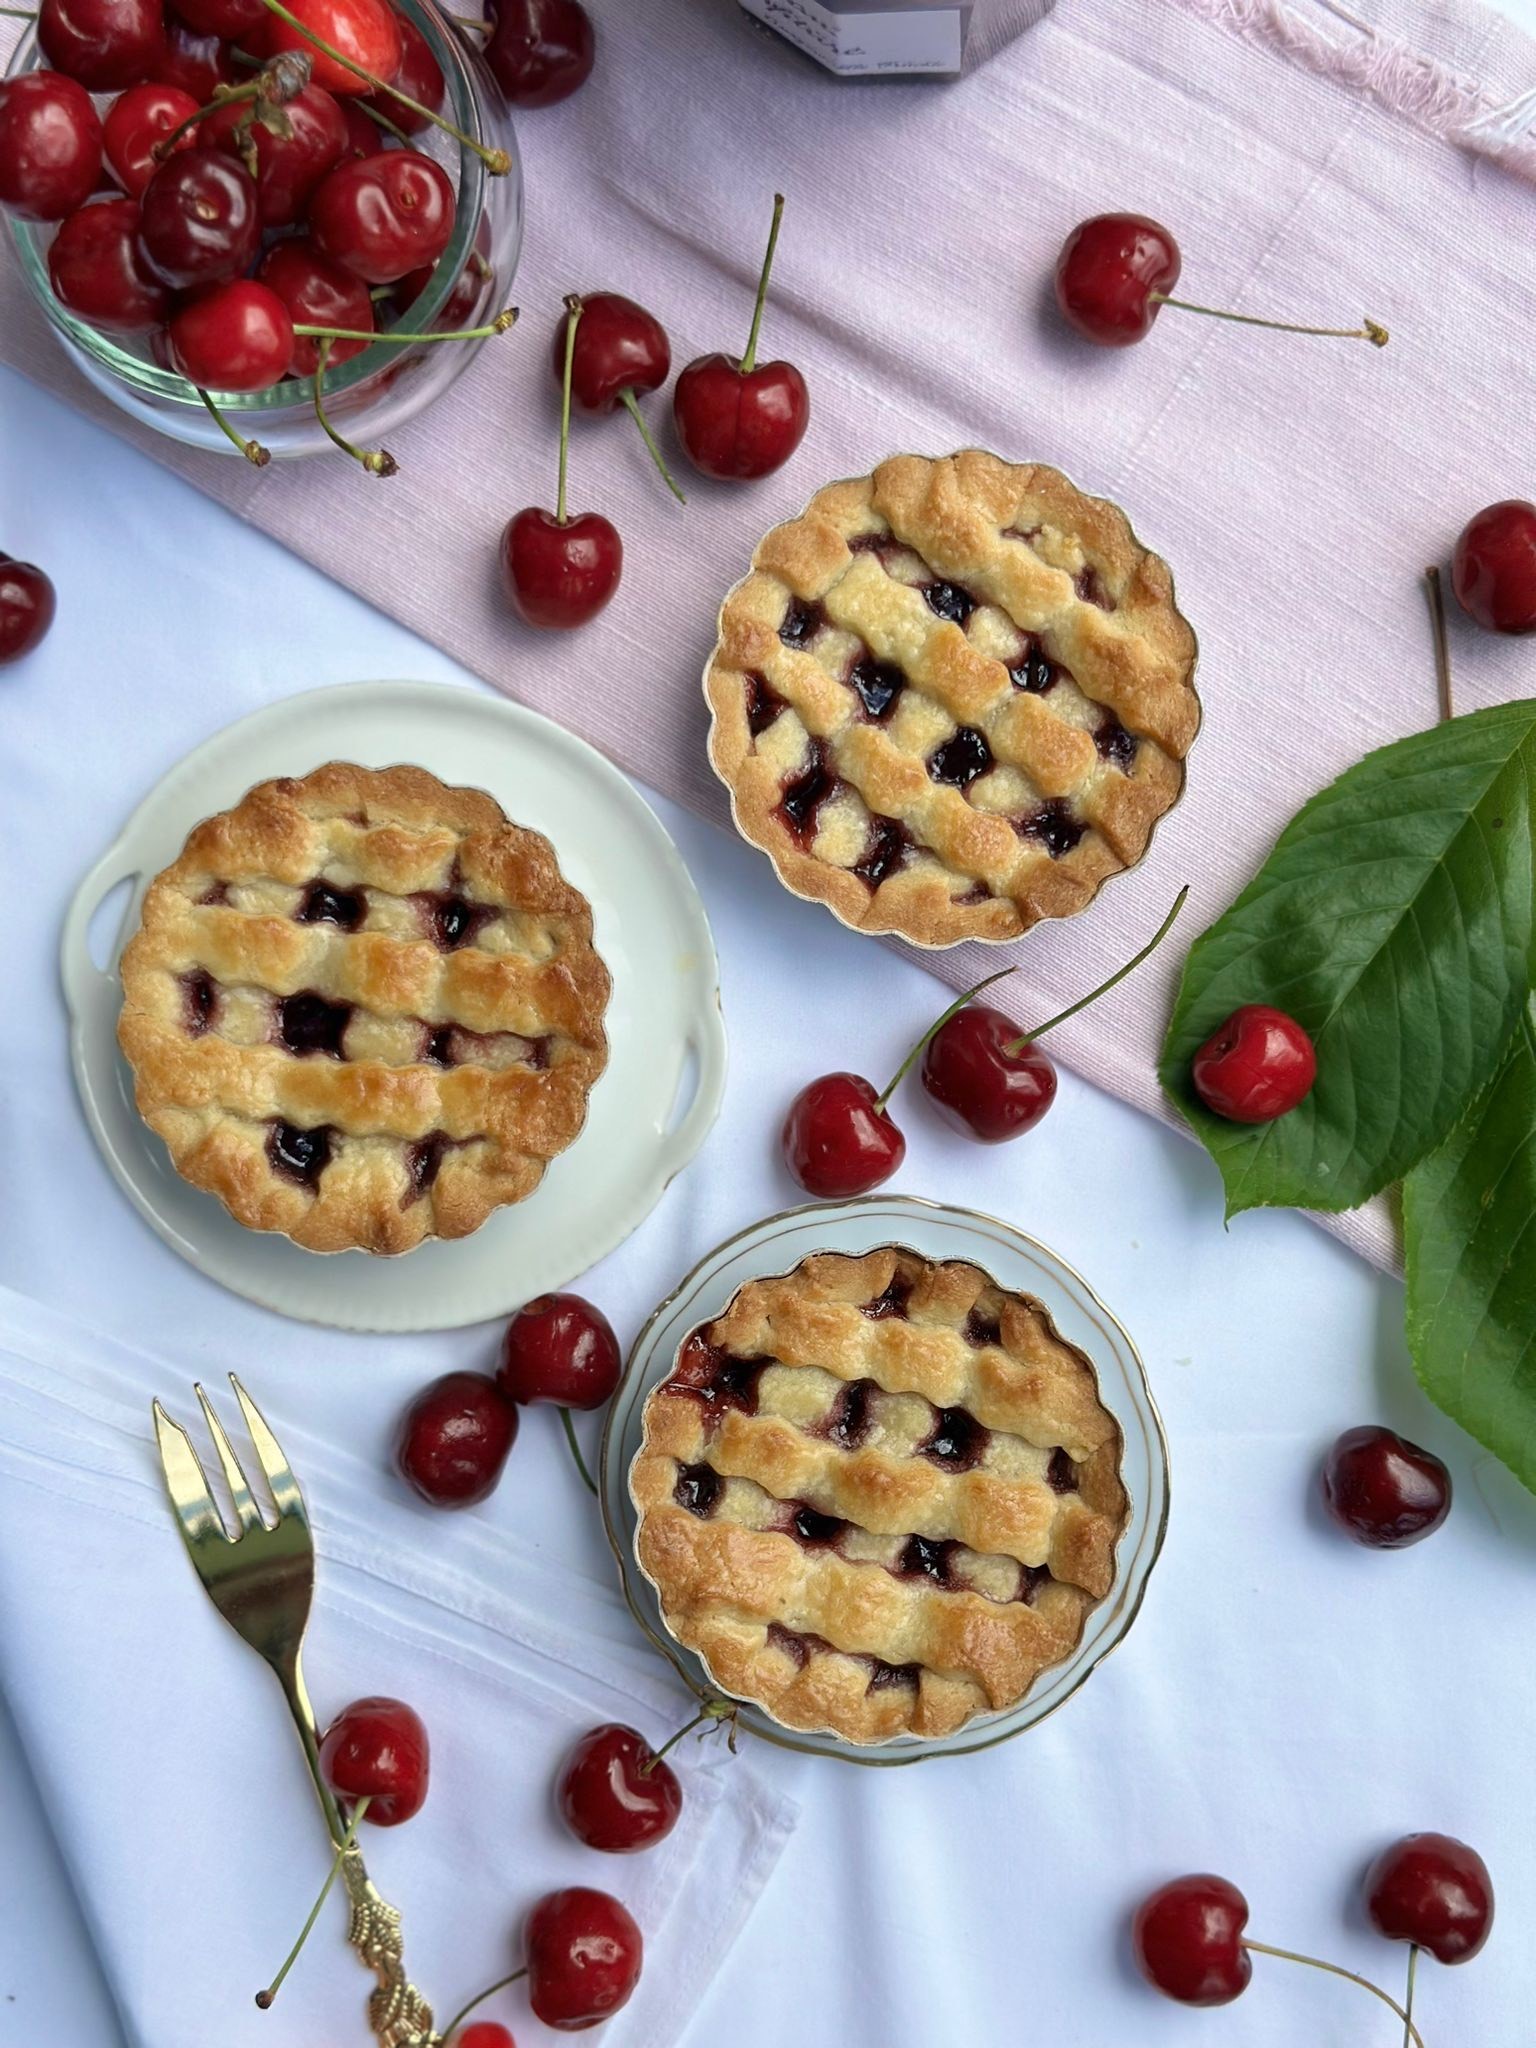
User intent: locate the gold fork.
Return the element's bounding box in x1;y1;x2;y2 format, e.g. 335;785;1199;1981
153;1375;435;2048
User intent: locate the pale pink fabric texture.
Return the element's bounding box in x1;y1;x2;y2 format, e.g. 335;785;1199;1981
6;0;1536;1274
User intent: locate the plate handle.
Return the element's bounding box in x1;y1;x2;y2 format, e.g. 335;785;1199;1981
657;1000;728;1186
60;842;141;1020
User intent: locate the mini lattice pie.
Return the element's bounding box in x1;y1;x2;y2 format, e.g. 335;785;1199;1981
706;450;1199;947
117;762;610;1256
630;1247;1128;1743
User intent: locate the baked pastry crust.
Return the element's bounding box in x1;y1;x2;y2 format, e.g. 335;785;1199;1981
705;450;1199;947
630;1247;1128;1744
117;761;610;1255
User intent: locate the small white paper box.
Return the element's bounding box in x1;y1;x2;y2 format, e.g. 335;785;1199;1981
738;0;970;77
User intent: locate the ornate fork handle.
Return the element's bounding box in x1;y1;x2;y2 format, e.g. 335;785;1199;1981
338;1848;436;2048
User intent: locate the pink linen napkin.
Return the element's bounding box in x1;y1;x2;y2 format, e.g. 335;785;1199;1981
6;0;1536;1275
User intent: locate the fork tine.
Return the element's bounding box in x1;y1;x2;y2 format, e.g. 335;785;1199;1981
194;1383;267;1535
152;1400;231;1548
230;1374;306;1523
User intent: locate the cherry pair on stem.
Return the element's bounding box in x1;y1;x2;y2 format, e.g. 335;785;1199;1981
396;1290;622;1505
1135;1832;1493;2040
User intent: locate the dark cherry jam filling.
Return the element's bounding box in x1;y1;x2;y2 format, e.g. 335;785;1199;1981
847;654;906;722
821;1379;875;1451
767;1621;833;1668
955;882;992;907
402;1132;450;1206
867;1658;921;1693
1094;713;1138;772
418;891;497;952
963;1308;1002;1348
1003;524;1043;547
778;596;826;648
861;1275;912;1320
667;1334;768;1415
745;671;786;737
924;580;977;627
423;1024;456;1068
1015;800;1086;858
1008;638;1060;695
921;1405;991;1472
197;880;230;907
278;990;352;1058
775;741;837;848
1018;1562;1052;1605
296;880;365;930
1047;1447;1080;1493
898;1533;963;1589
853;815;913;888
929;727;993;789
674;1461;723;1517
788;1503;848;1547
180;969;217;1036
266;1119;333;1190
1075;565;1113;610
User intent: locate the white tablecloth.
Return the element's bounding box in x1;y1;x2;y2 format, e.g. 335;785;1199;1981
2;301;1533;2043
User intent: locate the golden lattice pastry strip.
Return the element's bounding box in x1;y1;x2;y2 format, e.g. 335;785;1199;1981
630;1248;1128;1744
117;762;610;1255
706;451;1199;947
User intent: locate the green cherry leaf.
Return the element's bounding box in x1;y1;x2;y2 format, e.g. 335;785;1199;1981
1404;1003;1536;1491
1159;699;1536;1216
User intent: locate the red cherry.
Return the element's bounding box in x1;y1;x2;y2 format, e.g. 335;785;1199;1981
393;212;492;326
498;1293;621;1409
1191;1003;1316;1122
39;0;166;92
1132;1874;1253;2006
168;278;294;389
1321;1426;1451;1549
558;291;669;413
102;80;197;196
309;147;454;281
318;1695;430;1825
48;196;170;329
557;1723;683;1853
265;0;403;93
169;0;266;37
0;73;103;222
501;506;621;629
153;13;236;98
207;81;347;225
1451;500;1536;635
1054;212;1180;347
0;555;57;665
1364;1833;1494;1965
674;193;807;482
337;93;391;160
782;1072;904;1199
394;1369;518;1507
137;148;260;289
456;2028;515;2048
257;233;373;372
921;1008;1057;1142
524;1887;642;2031
361;7;443;132
483;0;594;107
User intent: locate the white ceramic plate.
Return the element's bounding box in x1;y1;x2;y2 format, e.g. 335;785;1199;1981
60;681;727;1331
599;1193;1169;1766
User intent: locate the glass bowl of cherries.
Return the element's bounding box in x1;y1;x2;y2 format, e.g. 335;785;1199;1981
0;0;523;466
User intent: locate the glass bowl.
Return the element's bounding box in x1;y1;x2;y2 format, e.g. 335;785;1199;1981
2;0;522;459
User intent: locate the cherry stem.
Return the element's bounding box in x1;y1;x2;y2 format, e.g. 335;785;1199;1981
638;1698;738;1775
0;8;38;17
556;292;580;525
1424;565;1454;721
254;1794;369;2008
619;387;686;503
1150;294;1387;346
451;9;488;26
1004;884;1189;1054
740;190;784;374
254;0;511;173
877;967;1015;1108
436;1965;528;2044
1403;1943;1419;2048
197;386;270;466
152;54;310;159
353;94;412;143
558;1405;597;1495
313;337;397;476
292;308;516;343
1242;1940;1425;2046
